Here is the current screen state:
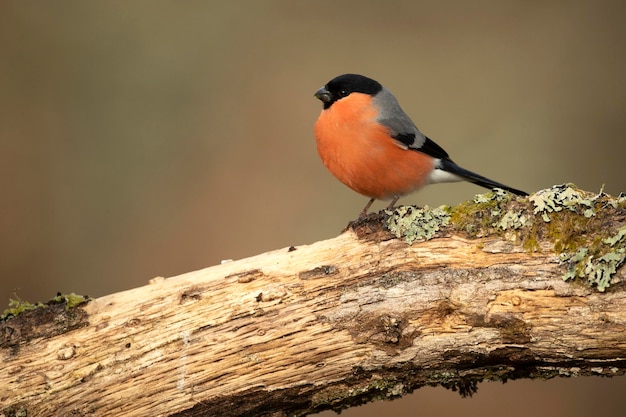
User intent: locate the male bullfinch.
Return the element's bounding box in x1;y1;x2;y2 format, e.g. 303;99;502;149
313;74;527;218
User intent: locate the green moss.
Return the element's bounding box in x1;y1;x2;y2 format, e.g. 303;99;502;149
2;292;91;321
54;292;91;309
1;298;43;320
521;225;540;252
448;188;520;237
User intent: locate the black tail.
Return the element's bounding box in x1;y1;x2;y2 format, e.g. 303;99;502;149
440;158;528;196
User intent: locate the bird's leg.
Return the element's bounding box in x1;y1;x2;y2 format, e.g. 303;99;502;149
386;196;400;210
359;198;376;218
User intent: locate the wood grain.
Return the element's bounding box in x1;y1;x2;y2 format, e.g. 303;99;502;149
2;216;626;417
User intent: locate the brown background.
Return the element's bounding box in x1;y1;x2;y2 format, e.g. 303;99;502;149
2;1;625;416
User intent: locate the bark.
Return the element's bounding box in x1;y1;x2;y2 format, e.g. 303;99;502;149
2;194;626;417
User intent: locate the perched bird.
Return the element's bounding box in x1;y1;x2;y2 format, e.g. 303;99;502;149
313;74;527;218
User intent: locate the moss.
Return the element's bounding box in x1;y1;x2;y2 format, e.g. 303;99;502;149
448;188;522;238
2;292;91;321
54;292;91;309
384;184;626;291
521;224;540;252
0;298;43;320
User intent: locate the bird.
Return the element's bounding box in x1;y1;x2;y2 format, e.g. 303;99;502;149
313;74;527;218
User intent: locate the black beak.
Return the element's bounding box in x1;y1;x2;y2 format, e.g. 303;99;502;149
314;86;332;103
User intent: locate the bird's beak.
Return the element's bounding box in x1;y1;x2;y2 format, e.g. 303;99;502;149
314;86;332;103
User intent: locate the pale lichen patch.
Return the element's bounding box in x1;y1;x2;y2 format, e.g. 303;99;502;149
383;184;626;291
385;205;450;244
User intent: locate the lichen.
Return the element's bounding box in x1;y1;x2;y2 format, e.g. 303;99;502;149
497;210;530;231
384;184;626;291
529;185;626;291
561;226;626;291
529;183;598;221
386;205;450;244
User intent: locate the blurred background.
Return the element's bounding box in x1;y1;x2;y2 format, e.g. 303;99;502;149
2;1;625;415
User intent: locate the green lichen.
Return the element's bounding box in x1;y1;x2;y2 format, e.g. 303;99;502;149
561;225;626;291
384;184;626;291
497;210;530;231
529;183;598;221
529;185;626;291
386;205;450;244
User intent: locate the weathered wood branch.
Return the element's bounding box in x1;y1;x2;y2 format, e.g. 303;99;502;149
2;187;626;417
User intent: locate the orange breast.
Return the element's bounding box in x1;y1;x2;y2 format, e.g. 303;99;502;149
314;93;434;200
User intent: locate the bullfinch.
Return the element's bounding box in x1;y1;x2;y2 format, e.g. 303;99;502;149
313;74;527;218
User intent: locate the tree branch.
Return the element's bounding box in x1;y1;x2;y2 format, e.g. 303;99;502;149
2;186;626;417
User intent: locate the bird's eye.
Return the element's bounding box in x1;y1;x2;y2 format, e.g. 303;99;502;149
339;89;348;97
